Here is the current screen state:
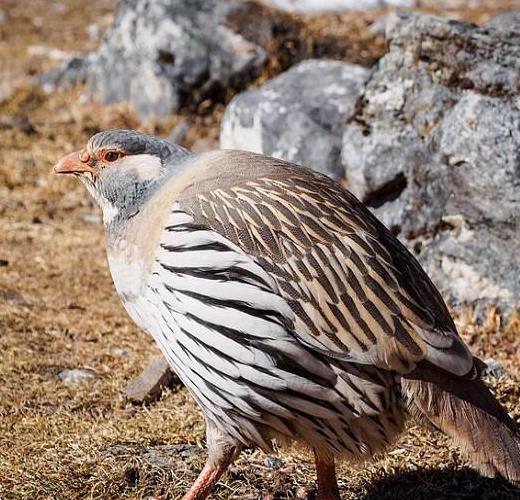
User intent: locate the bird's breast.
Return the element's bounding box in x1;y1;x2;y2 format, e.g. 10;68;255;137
106;234;159;335
107;242;146;303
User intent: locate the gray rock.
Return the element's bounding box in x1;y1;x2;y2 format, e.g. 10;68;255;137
264;0;414;12
485;11;520;33
59;368;96;384
43;0;278;118
142;444;200;467
220;59;369;180
264;457;283;469
484;358;509;379
123;354;178;404
341;14;520;314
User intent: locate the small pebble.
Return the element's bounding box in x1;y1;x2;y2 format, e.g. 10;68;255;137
59;368;96;384
110;347;130;357
81;213;101;224
484;358;508;379
264;457;283;469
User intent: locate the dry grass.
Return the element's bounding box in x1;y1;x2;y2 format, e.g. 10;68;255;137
1;1;519;498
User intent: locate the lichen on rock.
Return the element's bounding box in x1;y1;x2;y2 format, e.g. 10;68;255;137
342;13;520;314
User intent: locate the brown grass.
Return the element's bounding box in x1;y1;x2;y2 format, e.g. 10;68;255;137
1;1;519;498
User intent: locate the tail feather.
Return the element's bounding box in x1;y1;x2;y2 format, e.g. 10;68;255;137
402;365;520;485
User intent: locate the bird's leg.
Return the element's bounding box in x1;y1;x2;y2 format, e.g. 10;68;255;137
182;423;242;500
181;460;232;500
314;451;341;500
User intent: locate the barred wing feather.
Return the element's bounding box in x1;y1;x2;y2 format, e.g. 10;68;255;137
171;150;473;378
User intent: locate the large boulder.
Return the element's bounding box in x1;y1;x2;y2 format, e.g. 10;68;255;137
42;0;289;118
341;14;520;313
220;59;369;179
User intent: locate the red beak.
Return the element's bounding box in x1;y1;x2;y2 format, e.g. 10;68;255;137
53;150;95;175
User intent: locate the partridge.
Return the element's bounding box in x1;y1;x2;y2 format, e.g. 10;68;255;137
54;129;520;499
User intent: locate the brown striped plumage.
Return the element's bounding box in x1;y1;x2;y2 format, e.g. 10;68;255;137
175;150;472;376
55;131;520;500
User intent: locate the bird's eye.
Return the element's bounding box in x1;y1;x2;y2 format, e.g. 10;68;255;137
103;151;122;162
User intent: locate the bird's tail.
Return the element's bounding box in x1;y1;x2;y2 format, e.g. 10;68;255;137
401;365;520;484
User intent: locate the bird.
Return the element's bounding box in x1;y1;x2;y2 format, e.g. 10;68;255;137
54;129;520;500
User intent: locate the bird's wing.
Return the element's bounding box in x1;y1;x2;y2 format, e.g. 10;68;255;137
164;150;473;377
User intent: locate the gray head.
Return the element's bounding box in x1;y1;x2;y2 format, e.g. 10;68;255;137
54;129;193;225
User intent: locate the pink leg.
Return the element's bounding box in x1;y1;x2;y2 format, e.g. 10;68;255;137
314;452;341;500
181;422;241;500
181;458;233;500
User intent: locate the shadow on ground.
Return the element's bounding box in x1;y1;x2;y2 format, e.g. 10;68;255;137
101;443;520;499
360;467;520;500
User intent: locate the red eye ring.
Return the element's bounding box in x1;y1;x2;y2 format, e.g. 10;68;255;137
103;151;122;162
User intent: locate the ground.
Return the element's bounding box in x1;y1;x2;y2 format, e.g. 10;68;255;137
1;1;519;499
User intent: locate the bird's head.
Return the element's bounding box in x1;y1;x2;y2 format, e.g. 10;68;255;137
53;129;192;225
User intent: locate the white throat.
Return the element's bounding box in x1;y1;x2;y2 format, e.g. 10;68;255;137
100;200;119;224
